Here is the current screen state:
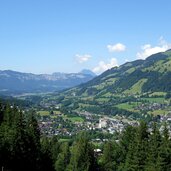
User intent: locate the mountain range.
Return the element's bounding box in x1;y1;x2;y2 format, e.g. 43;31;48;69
1;49;171;97
0;69;95;95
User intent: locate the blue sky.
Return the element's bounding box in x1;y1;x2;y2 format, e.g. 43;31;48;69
0;0;171;74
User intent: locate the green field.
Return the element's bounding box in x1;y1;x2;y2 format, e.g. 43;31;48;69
53;110;61;115
149;92;166;97
38;110;61;116
148;109;168;116
124;79;147;94
79;103;95;108
125;67;135;74
96;98;109;103
94;78;117;90
142;97;165;103
103;92;112;97
38;110;50;116
115;102;140;112
59;139;71;142
64;116;84;123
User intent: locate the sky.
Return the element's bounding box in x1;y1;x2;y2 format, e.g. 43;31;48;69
0;0;171;74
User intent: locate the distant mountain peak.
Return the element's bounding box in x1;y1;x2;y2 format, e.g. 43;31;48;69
80;69;96;76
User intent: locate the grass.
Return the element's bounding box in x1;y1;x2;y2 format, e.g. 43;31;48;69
63;115;84;123
38;110;50;116
53;110;61;115
101;73;117;80
125;67;135;74
149;92;166;97
50;115;58;119
142;97;165;103
59;139;71;142
124;79;147;94
148;109;168;116
67;116;84;122
38;110;61;116
96;98;109;103
124;62;132;67
103;92;112;97
94;78;117;90
115;102;140;112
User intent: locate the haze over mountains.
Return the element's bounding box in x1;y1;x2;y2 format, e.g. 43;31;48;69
0;69;95;95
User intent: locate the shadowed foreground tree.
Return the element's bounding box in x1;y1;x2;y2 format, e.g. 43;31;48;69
55;142;70;171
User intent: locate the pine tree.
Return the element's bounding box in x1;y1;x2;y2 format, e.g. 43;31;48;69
101;141;120;171
40;136;54;171
55;142;70;171
0;118;15;170
159;123;171;171
11;110;29;171
124;121;149;171
123;139;138;171
145;122;162;171
26;111;41;170
67;131;96;171
118;125;137;169
50;136;60;165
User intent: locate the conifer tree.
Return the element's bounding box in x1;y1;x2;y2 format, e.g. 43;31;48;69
159;123;171;171
11;110;29;170
101;141;120;171
145;122;162;171
26;111;41;170
40;136;54;171
67;131;96;171
124;121;149;171
55;142;70;171
50;136;60;165
118;125;136;169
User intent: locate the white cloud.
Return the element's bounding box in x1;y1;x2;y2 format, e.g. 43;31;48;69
107;43;126;52
125;59;129;62
75;54;91;63
136;37;171;59
93;58;118;74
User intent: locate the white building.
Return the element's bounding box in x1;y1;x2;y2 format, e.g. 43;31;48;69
99;118;107;128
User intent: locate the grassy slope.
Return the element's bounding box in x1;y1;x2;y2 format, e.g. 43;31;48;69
124;79;147;94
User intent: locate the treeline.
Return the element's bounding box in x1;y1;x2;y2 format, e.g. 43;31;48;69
0;103;42;171
0;103;96;171
101;122;171;171
0;103;171;171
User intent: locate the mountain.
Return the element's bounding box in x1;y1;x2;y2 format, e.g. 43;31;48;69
62;50;171;97
23;50;171;119
0;70;95;95
79;69;96;76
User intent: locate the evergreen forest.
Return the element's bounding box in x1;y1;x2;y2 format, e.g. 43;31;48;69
0;102;171;171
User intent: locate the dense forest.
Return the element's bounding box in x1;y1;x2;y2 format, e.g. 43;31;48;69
0;102;171;171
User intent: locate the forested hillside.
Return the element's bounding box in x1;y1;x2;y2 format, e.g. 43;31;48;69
64;50;171;97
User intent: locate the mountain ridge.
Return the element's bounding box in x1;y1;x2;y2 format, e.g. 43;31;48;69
61;50;171;98
0;69;95;95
